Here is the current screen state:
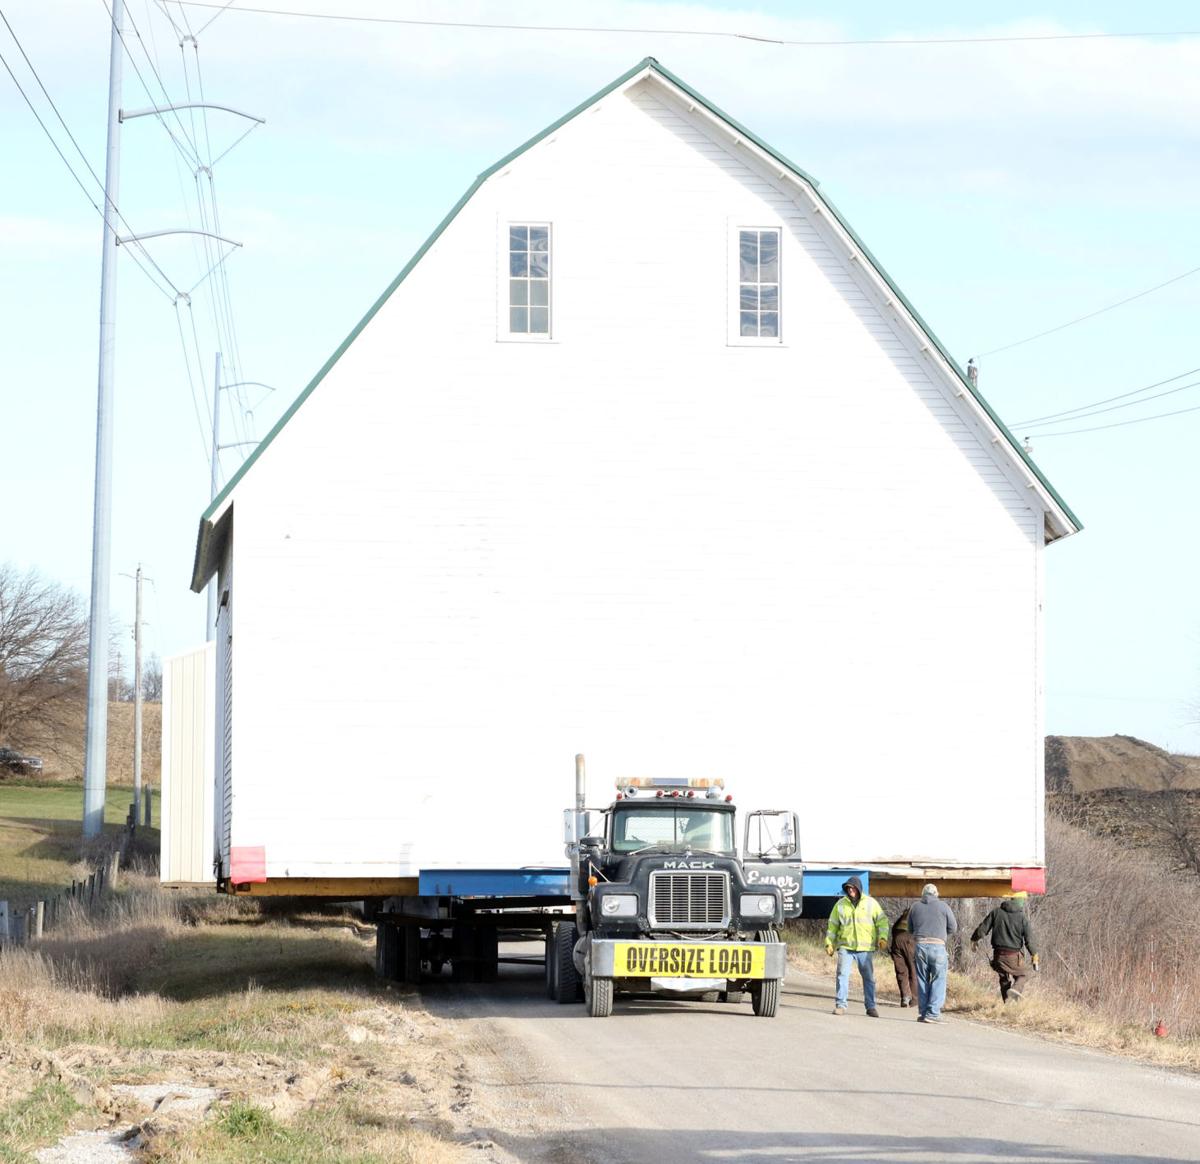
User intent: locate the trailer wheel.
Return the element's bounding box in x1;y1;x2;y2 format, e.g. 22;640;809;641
401;923;421;984
552;922;581;1004
585;974;613;1018
475;926;499;983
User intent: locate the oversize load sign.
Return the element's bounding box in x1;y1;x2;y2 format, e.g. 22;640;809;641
613;943;767;979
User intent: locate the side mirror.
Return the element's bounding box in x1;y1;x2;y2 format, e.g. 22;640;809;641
744;810;800;860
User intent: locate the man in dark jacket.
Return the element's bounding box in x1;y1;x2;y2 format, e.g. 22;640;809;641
889;906;917;1008
971;892;1038;1002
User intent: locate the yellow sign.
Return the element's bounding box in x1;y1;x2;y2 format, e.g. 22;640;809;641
612;942;767;979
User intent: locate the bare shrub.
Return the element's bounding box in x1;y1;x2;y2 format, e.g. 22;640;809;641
952;815;1200;1039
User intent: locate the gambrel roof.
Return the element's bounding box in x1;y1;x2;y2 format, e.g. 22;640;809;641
192;57;1079;592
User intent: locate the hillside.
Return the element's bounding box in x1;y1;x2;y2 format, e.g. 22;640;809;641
3;700;161;785
1046;733;1200;793
1047;734;1200;874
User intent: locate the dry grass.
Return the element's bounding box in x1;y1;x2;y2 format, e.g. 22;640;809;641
0;876;469;1162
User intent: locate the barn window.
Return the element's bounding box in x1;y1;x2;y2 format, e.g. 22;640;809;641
508;224;551;335
737;229;780;339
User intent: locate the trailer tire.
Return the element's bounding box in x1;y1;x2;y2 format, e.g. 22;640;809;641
401;923;421;984
475;926;499;983
552;922;581;1004
451;925;474;982
586;974;613;1018
375;923;400;981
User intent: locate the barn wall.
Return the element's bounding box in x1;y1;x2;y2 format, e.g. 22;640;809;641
226;77;1045;875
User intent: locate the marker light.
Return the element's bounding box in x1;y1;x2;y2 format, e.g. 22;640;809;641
587;875;598;887
725;794;733;802
615;777;726;791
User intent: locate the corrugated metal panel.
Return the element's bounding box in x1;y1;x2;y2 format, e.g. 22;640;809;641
160;643;215;885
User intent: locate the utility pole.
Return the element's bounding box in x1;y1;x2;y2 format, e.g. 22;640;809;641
133;563;143;822
83;1;125;838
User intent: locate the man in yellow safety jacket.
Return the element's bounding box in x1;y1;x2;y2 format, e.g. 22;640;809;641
826;875;889;1017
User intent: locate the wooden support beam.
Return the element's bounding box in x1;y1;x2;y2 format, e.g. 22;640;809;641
225;877;421;898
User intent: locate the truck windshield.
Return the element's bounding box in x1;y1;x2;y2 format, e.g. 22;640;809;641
611;807;733;854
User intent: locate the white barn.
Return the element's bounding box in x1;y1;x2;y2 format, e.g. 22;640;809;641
188;58;1078;898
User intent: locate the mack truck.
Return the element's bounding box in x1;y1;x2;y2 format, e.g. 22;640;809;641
546;759;803;1017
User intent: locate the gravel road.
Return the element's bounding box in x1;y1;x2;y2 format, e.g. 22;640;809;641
428;952;1200;1164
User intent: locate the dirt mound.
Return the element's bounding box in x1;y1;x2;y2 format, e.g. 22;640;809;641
1045;734;1200;794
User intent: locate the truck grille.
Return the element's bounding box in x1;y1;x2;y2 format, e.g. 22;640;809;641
648;871;730;929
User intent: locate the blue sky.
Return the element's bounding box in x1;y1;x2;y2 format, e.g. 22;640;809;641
3;1;1199;751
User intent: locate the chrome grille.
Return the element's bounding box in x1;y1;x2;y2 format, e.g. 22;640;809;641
649;871;730;929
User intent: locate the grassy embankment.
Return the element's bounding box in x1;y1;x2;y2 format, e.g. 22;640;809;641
0;781;159;909
786;814;1200;1072
0;785;464;1163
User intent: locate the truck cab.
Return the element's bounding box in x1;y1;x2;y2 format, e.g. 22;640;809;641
550;774;802;1017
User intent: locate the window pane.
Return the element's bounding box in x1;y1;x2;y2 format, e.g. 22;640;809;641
759;231;779;282
509;225;528;252
509;279;528;306
510;306;528;333
529;226;549;252
759;311;779;338
740;311;758;337
529;251;549;278
760;285;778;311
530;280;548;307
740;285;758;311
510;251;528;277
739;232;758;282
530;306;549;333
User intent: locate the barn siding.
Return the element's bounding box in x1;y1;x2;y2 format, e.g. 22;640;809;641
225;78;1045;875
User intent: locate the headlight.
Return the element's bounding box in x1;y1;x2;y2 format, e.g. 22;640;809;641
600;894;638;917
740;893;777;917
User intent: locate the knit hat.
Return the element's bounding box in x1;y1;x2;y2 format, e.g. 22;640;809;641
921;883;939;897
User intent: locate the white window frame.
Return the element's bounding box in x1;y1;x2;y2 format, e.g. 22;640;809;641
498;218;553;342
728;223;783;346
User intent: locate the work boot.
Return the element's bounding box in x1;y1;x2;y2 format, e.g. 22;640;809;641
833;1006;846;1015
866;1008;879;1018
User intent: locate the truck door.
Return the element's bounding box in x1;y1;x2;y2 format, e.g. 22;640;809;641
742;810;804;920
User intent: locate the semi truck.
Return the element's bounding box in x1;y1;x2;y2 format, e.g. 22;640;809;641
552;762;801;1017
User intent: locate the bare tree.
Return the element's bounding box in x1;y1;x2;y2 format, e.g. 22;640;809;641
0;564;88;753
1122;764;1200;879
142;652;163;702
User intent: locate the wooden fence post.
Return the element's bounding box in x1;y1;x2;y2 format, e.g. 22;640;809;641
34;900;45;939
87;872;97;907
0;900;8;944
109;850;121;886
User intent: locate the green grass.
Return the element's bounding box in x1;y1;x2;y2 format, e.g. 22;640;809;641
0;1082;81;1164
0;782;160;909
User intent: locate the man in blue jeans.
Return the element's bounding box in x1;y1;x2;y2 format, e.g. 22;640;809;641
906;882;958;1022
825;876;889;1017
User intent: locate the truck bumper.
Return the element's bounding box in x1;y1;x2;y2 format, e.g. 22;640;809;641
589;938;787;981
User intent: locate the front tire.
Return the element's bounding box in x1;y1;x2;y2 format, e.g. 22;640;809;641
752;929;782;1017
586;973;613;1017
552;921;581;1004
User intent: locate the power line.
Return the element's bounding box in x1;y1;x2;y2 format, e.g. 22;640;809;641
168;3;1200;46
0;16;179;299
1012;366;1200;428
1022;401;1200;438
976;264;1200;358
1022;378;1200;432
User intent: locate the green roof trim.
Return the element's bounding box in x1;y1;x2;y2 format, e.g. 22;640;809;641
193;55;1077;588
